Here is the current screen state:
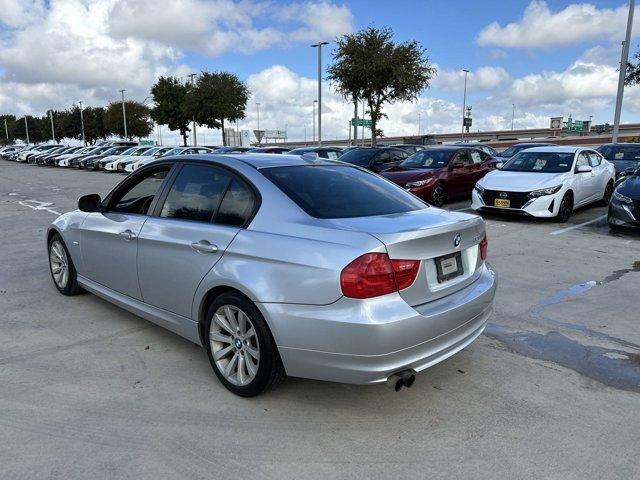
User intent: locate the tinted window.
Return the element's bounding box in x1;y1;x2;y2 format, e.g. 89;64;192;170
457;151;472;164
339;149;378;166
111;168;170;214
469;150;483;164
598;145;640;161
261;165;426;219
502;152;574;173
216;179;256;227
160;165;231;222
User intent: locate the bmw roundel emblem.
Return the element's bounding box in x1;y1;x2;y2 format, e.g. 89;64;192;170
453;234;461;248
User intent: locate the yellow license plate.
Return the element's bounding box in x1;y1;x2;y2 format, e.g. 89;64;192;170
494;198;510;208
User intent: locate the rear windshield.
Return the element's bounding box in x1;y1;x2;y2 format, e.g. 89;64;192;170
261;165;427;218
339;149;378;166
598;145;640;161
502;151;574;173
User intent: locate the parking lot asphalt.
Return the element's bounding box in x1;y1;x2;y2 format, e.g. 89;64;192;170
1;161;639;480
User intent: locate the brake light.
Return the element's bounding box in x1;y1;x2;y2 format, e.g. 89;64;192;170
341;253;420;299
479;235;488;261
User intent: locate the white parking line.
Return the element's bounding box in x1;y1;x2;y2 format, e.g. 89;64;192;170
549;214;607;235
18;200;62;216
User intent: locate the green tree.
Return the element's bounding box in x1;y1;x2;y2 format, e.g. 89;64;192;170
626;51;640;86
150;76;191;146
0;114;16;145
183;71;249;146
328;27;436;146
13;115;45;143
103;101;153;139
83;106;108;144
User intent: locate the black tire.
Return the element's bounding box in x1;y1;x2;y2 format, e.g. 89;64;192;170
48;233;84;295
600;181;614;206
555;192;573;223
430;183;447;208
204;292;285;397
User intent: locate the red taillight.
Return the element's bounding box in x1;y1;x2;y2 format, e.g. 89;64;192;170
479;235;488;261
340;253;420;299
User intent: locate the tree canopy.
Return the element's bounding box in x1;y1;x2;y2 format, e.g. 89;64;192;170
625;52;640;86
151;76;191;146
183;71;249;146
103;100;153;139
328;26;436;145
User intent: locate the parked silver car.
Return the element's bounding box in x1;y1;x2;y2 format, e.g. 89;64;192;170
47;153;496;396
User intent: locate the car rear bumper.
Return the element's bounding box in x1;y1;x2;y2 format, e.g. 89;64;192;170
260;263;497;384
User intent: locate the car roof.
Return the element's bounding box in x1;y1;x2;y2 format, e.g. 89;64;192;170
153;153;342;170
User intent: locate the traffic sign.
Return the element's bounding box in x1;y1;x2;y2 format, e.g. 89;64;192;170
351;118;372;127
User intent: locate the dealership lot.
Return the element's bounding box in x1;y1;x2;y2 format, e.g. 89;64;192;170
1;162;639;479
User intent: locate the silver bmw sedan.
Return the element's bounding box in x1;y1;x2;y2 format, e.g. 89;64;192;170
47;153;497;396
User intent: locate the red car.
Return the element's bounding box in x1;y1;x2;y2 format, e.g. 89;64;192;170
381;146;499;207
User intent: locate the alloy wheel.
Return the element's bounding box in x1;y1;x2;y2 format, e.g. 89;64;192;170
210;305;260;386
558;196;572;222
431;185;446;207
49;240;69;289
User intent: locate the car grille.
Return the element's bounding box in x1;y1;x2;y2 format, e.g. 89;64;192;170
482;189;530;209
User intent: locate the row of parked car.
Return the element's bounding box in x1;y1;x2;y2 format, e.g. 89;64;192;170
2;140;639;229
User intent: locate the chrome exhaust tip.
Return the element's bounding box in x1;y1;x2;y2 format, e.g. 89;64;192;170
400;371;416;388
386;373;404;392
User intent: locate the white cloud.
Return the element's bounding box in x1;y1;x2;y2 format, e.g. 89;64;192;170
278;1;354;42
477;1;637;48
432;65;510;91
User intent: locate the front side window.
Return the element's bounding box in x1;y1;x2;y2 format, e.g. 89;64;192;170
261;165;426;219
160;165;231;222
587;151;602;167
456;151;472;164
110;168;170;214
469;150;483;164
575;152;590;170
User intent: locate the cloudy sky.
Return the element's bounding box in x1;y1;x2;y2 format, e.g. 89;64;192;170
0;0;639;144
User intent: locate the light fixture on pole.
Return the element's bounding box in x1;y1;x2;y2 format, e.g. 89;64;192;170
49;110;56;142
461;69;470;140
78;101;86;145
256;102;261;144
311;41;329;146
312;100;317;143
188;73;197;146
120;89;128;139
612;0;635;144
511;103;515;131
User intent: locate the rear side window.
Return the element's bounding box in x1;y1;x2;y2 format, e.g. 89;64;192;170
261;165;426;219
215;179;256;227
160;165;231;222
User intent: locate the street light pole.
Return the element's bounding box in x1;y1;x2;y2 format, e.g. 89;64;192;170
120;89;128;139
4;118;8;140
612;0;635;144
256;102;261;144
418;112;421;136
188;73;197;146
511;103;515;131
49;110;56;142
79;101;86;145
461;69;470;140
311;41;328;146
312;100;317;143
24;116;29;144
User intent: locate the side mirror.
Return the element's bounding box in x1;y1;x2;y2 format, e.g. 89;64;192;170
78;193;102;212
495;162;503;169
576;165;593;174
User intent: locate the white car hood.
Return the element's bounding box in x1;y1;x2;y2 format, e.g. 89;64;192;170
479;170;567;191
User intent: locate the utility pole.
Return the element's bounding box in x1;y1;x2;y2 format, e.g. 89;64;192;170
612;0;635;144
352;97;358;146
120;89;128;139
49;110;56;142
79;101;86;145
256;102;261;144
511;103;515;131
312;100;317;143
4;118;8;140
311;41;328;146
418;112;422;136
461;69;470;140
24;116;29;144
188;73;197;146
361;100;365;146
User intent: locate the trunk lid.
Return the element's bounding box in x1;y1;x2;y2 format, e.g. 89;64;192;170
326;208;486;306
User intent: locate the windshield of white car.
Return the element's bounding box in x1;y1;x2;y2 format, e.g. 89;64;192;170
261;165;427;219
501;152;574;173
399;150;452;169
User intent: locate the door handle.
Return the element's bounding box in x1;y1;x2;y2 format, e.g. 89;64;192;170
190;240;219;254
119;229;137;241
